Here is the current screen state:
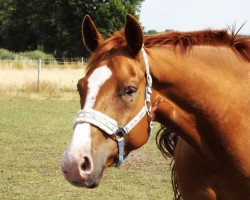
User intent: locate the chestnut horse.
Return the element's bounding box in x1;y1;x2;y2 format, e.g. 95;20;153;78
61;15;250;200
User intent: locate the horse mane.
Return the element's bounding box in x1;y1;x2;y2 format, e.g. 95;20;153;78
145;29;250;62
87;28;250;69
156;126;182;200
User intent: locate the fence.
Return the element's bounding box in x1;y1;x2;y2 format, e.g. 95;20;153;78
0;58;87;92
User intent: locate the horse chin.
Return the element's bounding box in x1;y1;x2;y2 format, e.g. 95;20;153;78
87;167;104;188
69;167;104;189
71;179;100;189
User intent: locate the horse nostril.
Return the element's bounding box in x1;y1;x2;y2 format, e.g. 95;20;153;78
80;156;92;173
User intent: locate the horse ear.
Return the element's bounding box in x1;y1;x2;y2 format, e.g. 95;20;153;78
82;15;104;52
125;14;144;56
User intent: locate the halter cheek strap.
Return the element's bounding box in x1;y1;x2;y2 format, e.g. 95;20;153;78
73;48;153;166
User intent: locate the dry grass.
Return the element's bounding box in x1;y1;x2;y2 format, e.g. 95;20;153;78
0;68;85;88
0;59;85;69
0;61;86;100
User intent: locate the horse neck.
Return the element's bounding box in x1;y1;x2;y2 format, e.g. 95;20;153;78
149;45;244;113
149;45;250;165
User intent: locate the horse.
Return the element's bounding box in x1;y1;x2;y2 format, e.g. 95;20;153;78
61;14;250;200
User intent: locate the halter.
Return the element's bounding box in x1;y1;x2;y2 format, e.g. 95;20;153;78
73;48;153;166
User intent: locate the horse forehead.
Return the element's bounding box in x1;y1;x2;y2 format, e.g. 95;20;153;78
109;59;144;81
84;65;112;109
87;65;112;83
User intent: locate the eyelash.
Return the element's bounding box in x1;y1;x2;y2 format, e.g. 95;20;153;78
122;86;137;96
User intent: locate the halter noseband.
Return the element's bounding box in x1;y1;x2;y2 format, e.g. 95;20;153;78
73;48;153;166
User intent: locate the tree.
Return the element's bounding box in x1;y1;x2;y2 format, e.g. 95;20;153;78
0;0;144;58
146;30;158;34
165;29;174;32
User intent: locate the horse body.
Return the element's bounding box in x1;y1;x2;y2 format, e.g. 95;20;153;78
175;138;250;200
150;44;250;168
174;138;217;200
61;15;250;199
149;44;250;199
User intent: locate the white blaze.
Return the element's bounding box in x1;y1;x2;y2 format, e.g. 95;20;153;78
67;66;112;157
84;66;112;109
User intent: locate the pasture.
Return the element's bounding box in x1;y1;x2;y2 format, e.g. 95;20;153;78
0;63;173;199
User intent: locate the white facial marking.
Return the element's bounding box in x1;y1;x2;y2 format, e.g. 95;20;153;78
84;66;112;109
67;66;112;158
68;123;91;155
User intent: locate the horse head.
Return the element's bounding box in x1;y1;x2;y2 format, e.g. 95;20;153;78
61;15;154;188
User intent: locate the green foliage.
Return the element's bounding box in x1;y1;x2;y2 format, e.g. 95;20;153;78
92;0;143;36
146;30;158;34
0;0;144;58
18;50;56;61
0;49;56;61
0;49;16;60
165;29;174;32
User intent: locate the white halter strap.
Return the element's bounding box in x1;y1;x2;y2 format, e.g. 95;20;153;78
73;106;147;136
73;48;153;165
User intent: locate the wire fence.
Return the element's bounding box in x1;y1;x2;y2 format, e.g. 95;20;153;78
0;57;87;64
0;58;88;92
0;57;88;69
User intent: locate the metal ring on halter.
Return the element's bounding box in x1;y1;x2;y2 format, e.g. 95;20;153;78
145;101;153;137
145;100;152;114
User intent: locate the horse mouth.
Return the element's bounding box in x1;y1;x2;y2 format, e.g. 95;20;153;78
87;182;99;189
69;176;101;188
71;180;99;188
66;167;104;189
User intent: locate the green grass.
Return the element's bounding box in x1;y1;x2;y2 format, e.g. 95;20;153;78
0;99;173;200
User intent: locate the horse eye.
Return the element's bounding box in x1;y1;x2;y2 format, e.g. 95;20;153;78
123;86;137;96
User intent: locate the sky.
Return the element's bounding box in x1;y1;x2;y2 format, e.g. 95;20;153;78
140;0;250;34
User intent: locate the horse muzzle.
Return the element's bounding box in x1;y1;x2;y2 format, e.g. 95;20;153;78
61;151;102;188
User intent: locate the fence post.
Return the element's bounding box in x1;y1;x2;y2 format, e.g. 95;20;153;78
82;57;84;68
37;59;42;92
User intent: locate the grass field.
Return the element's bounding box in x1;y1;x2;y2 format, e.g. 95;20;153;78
0;64;174;200
0;67;84;101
